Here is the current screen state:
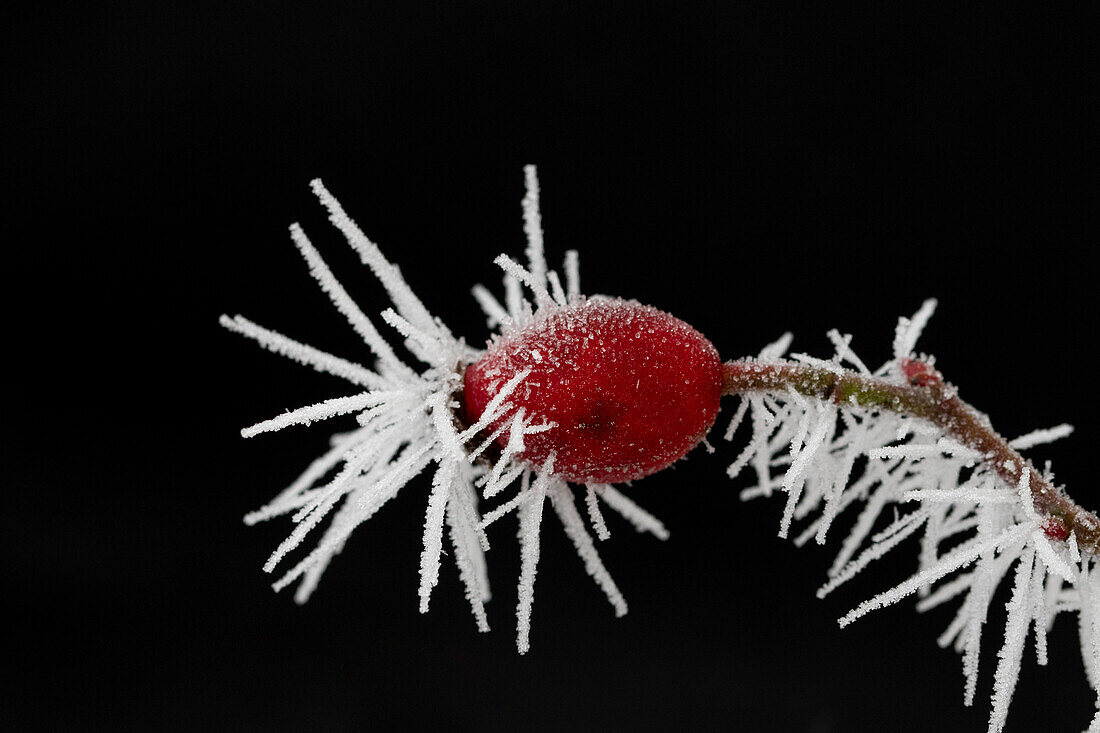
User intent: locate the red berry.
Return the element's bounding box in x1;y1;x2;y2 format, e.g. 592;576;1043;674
901;357;942;387
463;297;723;484
1042;516;1070;541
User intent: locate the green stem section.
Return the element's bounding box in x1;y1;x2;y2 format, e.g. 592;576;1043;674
721;359;1100;558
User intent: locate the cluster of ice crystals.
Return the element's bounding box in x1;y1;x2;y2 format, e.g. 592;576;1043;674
224;167;665;653
729;301;1099;732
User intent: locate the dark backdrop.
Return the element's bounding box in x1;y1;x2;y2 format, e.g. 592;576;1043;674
6;3;1099;732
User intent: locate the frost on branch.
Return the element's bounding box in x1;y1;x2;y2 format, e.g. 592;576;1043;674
225;167;667;652
728;301;1100;732
224;168;1099;730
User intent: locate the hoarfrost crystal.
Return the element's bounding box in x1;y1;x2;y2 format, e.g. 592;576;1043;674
223;167;665;652
729;302;1100;733
225;166;1099;732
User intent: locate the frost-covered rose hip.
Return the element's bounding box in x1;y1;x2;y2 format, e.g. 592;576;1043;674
232;170;1100;724
463;297;723;483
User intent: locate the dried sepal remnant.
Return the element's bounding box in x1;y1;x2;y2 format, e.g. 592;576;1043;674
725;301;1099;733
223;167;668;651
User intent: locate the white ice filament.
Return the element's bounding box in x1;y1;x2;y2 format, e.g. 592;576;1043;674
731;302;1096;733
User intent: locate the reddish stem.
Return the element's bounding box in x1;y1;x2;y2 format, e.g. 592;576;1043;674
721;359;1100;558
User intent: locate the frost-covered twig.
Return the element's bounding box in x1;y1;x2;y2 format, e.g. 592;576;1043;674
721;305;1100;733
721;359;1100;556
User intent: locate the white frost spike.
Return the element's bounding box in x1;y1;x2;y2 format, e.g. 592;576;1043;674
230;170;666;649
1015;468;1040;523
584;484;610;541
722;397;749;442
546;270;567;307
563;250;580;302
759;332;793;361
837;520;1032;630
418;458;456;613
1030;556;1048;666
220;314;385;389
734;302;1097;733
549;484;628;616
309;179;449;345
1032;530;1077;583
816;509;929;599
482;408;530;499
261;443;378;573
243;426;370;526
241;391;393;438
288;222;412;376
778;403;834;538
892;297;937;362
903;487;1016;505
472;284;511;329
479;489;533;529
446;496;490;632
494;254;552;309
987;549;1035;733
516;459;552;654
827;329;871;375
960;509;1009;706
592;484;669;540
1080;560;1100;693
521;164;547;294
1009;424;1074;450
464;368;532;440
270;445;434;594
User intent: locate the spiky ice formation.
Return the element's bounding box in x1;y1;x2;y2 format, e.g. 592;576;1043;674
224;166;1098;731
724;303;1100;733
223;167;670;653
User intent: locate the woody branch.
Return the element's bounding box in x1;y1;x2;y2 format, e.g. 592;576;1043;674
721;358;1100;556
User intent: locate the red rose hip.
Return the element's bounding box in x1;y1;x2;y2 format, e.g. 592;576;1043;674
463;297;723;483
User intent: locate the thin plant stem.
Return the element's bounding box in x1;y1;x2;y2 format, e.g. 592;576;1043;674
721;359;1100;556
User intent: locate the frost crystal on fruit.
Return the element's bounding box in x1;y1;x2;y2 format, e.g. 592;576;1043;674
463;297;722;484
224;167;671;653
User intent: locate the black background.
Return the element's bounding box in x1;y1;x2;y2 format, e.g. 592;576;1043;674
6;2;1099;731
